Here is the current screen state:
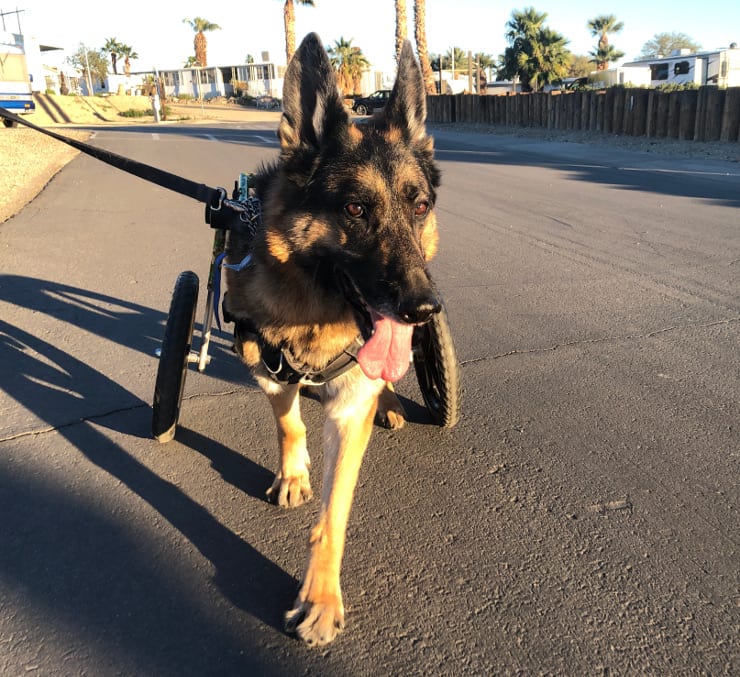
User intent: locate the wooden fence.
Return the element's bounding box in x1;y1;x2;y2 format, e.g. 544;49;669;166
426;87;740;142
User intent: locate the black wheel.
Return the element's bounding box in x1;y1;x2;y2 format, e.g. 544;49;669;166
412;303;461;428
355;104;368;116
152;271;199;442
3;118;18;128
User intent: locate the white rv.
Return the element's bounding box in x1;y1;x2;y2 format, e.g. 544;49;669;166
624;45;740;88
588;66;652;89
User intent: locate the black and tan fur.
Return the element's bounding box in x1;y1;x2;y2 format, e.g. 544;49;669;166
224;33;441;646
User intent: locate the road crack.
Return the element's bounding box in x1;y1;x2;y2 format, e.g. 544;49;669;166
0;389;247;443
460;316;739;366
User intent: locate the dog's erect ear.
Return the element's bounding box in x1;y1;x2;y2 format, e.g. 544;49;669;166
278;33;349;153
383;40;428;142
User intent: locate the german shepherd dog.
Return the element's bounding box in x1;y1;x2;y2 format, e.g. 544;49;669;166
223;33;441;646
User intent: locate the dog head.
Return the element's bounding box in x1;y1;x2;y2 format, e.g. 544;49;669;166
270;33;442;380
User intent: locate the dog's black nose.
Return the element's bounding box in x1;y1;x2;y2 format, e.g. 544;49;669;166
398;295;441;324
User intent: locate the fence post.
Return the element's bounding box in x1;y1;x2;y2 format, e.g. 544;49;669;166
678;89;698;140
579;91;589;131
694;86;708;140
631;89;648;137
705;88;725;141
720;87;740;142
609;88;623;134
602;88;613;133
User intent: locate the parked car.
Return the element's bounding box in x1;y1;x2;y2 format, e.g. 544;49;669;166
351;89;391;115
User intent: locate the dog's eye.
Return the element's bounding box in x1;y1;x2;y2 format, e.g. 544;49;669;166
344;202;364;218
414;201;430;217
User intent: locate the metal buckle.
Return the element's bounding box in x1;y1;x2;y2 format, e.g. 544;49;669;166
210;187;227;212
263;351;284;376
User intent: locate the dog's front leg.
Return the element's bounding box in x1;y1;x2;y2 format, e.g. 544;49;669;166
286;373;382;646
265;383;313;507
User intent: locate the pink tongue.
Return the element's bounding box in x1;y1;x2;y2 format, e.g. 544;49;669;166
357;314;414;382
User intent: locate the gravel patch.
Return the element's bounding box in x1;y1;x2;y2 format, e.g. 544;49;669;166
430;122;740;163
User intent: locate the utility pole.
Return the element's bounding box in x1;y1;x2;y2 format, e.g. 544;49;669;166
152;66;161;123
467;50;473;94
81;44;94;96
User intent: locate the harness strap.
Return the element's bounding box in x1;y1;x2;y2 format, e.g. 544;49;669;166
0;107;221;207
234;317;363;386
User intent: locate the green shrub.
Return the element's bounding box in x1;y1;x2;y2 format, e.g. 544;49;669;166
119;108;151;118
656;82;699;92
119;105;174;118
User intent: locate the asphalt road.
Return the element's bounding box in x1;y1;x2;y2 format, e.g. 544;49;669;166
1;121;738;675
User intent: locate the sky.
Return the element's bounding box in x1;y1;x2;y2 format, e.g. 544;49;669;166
8;0;740;74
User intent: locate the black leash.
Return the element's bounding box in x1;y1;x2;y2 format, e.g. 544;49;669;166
0;107;223;210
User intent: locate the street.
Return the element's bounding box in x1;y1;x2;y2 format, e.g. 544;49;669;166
1;121;738;674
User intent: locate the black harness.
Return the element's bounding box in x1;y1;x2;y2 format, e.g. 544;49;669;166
232;315;363;386
1;106;363;386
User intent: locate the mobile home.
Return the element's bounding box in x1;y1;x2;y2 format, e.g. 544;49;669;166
624;45;740;88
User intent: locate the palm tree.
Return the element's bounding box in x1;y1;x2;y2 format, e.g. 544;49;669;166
505;6;547;44
445;46;468;73
327;37;370;96
183;17;221;67
395;0;408;63
589;43;625;71
413;0;436;93
103;38;123;75
282;0;315;64
527;27;570;91
587;14;624;71
499;8;569;92
119;44;139;77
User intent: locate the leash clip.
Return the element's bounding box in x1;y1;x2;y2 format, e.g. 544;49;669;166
210;187;227;212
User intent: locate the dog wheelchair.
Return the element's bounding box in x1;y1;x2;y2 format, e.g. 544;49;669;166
152;174;461;443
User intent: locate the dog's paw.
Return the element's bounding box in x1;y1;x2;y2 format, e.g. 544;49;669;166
266;471;313;507
376;382;407;429
375;407;406;429
285;598;345;647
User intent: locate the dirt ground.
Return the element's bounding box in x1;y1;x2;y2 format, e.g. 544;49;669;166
1;93;737;224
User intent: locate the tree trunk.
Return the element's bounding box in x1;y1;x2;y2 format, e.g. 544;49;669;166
395;0;408;63
284;0;296;64
195;32;207;67
414;0;437;94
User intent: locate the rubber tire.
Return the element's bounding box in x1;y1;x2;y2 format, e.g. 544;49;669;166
152;271;199;442
355;104;368;116
3;118;18;128
412;303;461;428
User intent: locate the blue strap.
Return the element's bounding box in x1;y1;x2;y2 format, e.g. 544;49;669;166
212;252;228;331
212;252;253;331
